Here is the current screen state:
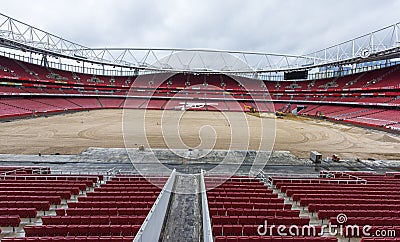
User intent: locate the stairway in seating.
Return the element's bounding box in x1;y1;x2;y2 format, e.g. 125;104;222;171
344;71;367;88
160;174;202;242
13;60;38;79
96;97;103;108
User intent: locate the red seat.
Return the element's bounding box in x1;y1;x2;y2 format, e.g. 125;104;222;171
215;236;227;242
213;224;223;236
224;225;242;236
77;224;90;235
110;225;122;236
226;236;238;242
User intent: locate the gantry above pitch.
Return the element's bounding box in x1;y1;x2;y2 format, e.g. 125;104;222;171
0;12;399;73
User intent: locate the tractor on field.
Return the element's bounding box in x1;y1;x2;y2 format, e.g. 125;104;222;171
243;104;258;113
316;111;326;119
275;104;291;117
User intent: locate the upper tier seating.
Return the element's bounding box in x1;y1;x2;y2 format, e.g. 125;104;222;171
0;56;136;87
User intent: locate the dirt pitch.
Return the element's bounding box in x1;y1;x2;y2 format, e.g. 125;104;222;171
0;109;399;160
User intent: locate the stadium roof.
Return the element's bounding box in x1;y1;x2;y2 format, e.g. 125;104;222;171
0;12;399;73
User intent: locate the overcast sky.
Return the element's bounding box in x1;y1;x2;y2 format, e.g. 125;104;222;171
1;0;400;55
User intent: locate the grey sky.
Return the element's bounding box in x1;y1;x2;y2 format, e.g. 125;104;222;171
1;0;400;55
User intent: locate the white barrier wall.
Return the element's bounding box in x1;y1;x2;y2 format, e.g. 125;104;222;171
200;170;213;242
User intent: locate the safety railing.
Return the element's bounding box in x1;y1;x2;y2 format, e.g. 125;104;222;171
200;170;213;242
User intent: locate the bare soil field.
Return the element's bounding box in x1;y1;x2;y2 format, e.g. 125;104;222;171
0;109;399;160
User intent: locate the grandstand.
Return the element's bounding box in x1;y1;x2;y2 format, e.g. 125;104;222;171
0;11;399;242
0;54;399;130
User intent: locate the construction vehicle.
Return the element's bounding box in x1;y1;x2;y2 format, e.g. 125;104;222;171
275;104;291;117
332;154;340;162
243;104;257;113
316;111;326;119
310;151;322;164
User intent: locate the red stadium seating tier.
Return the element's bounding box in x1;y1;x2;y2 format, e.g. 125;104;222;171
0;55;399;131
2;236;135;242
0;56;35;79
25;175;163;239
98;97;124;109
205;177;338;241
0;166;101;234
0;166;167;241
0;56;136;87
270;171;400;239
